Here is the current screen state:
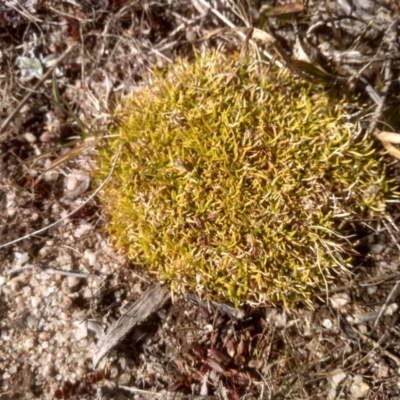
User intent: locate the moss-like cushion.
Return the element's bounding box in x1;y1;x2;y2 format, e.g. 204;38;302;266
97;52;393;308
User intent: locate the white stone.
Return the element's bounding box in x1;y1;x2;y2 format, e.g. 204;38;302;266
350;376;369;398
24;132;37;143
274;312;287;328
8;365;17;374
26;315;38;330
43;170;59;182
66;175;78;191
67;276;80;289
328;388;337;400
330;369;346;388
384;303;398;316
367;286;377;295
370;243;385;254
84;249;97;266
74;223;92;238
322;319;333;330
329;293;350;309
14;252;30;267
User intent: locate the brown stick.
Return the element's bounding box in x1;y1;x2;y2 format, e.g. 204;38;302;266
93;283;171;368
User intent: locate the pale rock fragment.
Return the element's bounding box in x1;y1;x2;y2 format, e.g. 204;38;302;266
384;303;398;316
350;375;370;398
74;222;92;238
14;252;30;267
329;293;350;309
118;372;131;385
330;369;346;388
328;388;337;400
370;243;385;254
322;319;333;330
84;248;97;266
67;276;80;289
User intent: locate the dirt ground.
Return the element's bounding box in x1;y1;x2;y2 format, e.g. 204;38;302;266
1;0;400;399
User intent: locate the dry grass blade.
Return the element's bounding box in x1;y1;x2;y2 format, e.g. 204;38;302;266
0;143;123;250
0;44;77;133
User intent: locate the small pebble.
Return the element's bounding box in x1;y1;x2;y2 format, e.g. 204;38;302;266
330;293;350;309
370;243;385;254
384;303;398;316
8;365;17;374
367;286;377;295
67;276;80;289
24;132;36;143
118;372;131;385
330;369;346;388
322;319;333;330
350;375;370;398
328;388;336;400
84;249;97;266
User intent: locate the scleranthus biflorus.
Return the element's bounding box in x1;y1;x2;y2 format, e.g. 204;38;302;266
97;51;394;308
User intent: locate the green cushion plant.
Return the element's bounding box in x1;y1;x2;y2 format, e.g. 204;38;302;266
96;51;394;308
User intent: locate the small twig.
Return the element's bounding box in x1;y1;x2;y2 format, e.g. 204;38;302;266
196;0;282;67
370;280;400;334
351;325;400;367
368;18;398;135
7;265;104;280
0;44;77;133
118;385;218;399
0;143;124;249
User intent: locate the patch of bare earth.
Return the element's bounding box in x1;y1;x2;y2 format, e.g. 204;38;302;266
1;1;400;399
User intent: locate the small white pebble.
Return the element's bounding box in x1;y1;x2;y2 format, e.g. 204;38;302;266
43;170;59;182
67;276;80;289
87;321;103;338
357;324;368;334
66;175;78;191
31;296;41;308
8;365;17;374
74;223;92;238
370;243;385;254
330;369;346;388
328;388;337;400
379;261;389;268
24;132;37;143
367;286;377;295
84;249;97;266
274;312;287;328
26;315;38;330
118;357;127;372
83;287;93;299
384;303;398;316
350;375;370;398
330;293;350;309
0;276;6;287
14;252;30;267
24;338;35;351
109;366;119;379
30;213;39;221
322;319;333;330
118;372;131;385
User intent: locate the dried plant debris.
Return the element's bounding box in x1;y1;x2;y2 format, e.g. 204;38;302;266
1;0;400;399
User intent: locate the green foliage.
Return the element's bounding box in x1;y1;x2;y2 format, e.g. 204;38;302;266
97;52;394;308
